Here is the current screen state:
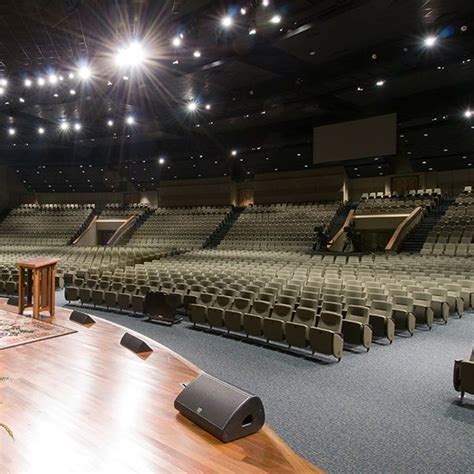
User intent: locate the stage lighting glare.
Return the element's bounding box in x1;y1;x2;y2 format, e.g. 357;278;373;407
0;88;4;95
68;72;75;79
73;123;82;131
263;0;269;6
249;28;257;35
193;50;201;58
424;36;437;47
126;116;135;125
172;36;182;47
24;79;32;87
116;41;145;67
78;65;91;79
19;97;25;103
70;89;76;95
241;8;247;15
37;77;45;86
159;157;165;165
49;74;58;84
107;120;114;127
270;15;281;24
464;110;473;118
231;150;238;156
60;122;70;131
8;128;15;136
376;80;385;87
222;16;233;28
0;79;7;86
38;127;45;135
187;101;198;112
205;104;211;110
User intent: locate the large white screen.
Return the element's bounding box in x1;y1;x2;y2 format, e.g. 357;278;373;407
313;113;397;164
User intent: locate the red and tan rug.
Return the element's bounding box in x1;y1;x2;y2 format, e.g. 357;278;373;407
0;310;75;350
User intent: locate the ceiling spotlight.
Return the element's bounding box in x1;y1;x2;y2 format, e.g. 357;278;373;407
68;72;75;79
262;0;269;6
19;97;25;103
205;104;211;110
49;74;58;84
73;123;82;131
231;150;238;156
172;36;182;47
159;157;165;165
187;101;198;112
125;116;135;125
78;65;91;80
37;77;45;87
69;89;76;95
464;110;473;118
193;50;201;58
221;16;233;28
38;127;45;135
270;14;281;24
0;79;7;87
249;28;257;35
107;119;114;127
116;41;145;67
0;87;4;95
376;80;385;87
24;79;32;87
424;35;437;47
8;128;15;136
59;122;70;131
240;8;247;15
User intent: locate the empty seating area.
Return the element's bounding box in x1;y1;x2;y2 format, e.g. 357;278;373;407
0;204;93;246
67;249;472;362
421;192;474;256
127;206;231;248
218;202;340;252
358;190;438;215
99;203;151;218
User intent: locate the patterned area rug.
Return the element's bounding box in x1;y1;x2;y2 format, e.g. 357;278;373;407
0;310;75;350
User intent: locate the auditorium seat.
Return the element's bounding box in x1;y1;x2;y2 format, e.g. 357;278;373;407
342;305;372;351
308;311;344;362
286;307;317;349
369;300;394;343
263;303;293;343
453;348;474;402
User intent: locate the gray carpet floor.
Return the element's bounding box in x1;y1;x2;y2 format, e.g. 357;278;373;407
57;292;474;474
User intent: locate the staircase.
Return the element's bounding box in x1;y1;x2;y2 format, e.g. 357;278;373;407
205;207;244;248
399;199;453;253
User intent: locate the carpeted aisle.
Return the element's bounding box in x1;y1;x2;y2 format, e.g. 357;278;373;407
57;291;474;474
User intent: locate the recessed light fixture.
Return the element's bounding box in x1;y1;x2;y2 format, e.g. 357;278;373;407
37;77;45;87
49;74;58;84
73;123;82;131
8;128;15;136
231;150;238;156
205;104;211;110
0;79;7;87
249;28;257;35
464;110;473;118
126;116;135;125
172;36;182;47
116;41;145;67
24;79;32;87
78;65;91;80
187;101;198;112
270;14;281;24
263;0;269;6
240;7;247;15
424;35;437;47
69;89;76;95
60;122;70;131
221;16;233;28
107;120;114;127
376;80;385;87
193;50;201;58
159;157;165;165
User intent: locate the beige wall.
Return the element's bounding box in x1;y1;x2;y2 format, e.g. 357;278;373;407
158;177;232;207
254;167;345;203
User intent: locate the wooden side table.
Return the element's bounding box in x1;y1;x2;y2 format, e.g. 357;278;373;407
16;257;60;319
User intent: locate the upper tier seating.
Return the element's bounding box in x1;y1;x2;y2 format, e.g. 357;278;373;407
421;192;474;256
0;204;94;246
218;202;340;252
358;190;437;215
99;203;151;218
127;206;231;249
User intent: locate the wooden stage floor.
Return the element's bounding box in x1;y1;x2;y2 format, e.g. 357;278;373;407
0;300;320;473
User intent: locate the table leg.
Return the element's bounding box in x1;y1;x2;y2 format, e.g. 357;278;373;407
50;266;56;317
18;267;24;314
33;270;40;319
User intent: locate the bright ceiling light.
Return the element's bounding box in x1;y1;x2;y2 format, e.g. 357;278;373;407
0;87;4;95
78;65;91;80
187;101;198;112
0;79;7;87
240;8;247;15
270;14;281;24
205;104;211;110
262;0;269;6
249;28;257;35
193;50;201;58
424;35;437;47
24;79;32;87
73;123;82;131
464;110;473;118
37;77;45;87
69;89;76;95
159;157;165;165
221;16;233;28
68;72;75;79
107;119;114;127
172;36;182;47
60;122;70;131
125;116;135;125
376;80;385;87
8;128;15;136
19;97;25;103
116;41;145;67
38;127;45;135
231;150;238;156
49;74;58;84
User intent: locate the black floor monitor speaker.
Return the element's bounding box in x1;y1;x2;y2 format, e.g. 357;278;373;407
174;373;265;443
70;310;95;325
120;332;153;354
144;291;182;325
7;296;19;306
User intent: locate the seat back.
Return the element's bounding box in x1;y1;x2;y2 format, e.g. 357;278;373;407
346;305;369;324
271;304;293;321
293;307;316;326
317;311;342;333
250;300;271;317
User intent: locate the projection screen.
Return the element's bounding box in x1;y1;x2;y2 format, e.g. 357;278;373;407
313;113;397;164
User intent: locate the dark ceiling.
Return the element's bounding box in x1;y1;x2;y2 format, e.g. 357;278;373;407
1;0;474;192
